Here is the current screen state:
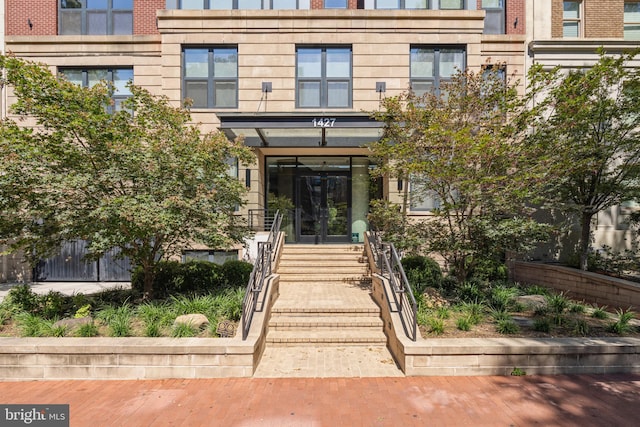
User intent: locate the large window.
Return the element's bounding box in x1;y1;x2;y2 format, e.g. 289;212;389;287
178;0;311;8
296;47;352;109
410;46;466;97
410;180;441;212
183;47;238;109
59;0;133;35
625;2;640;40
563;1;582;37
439;0;464;9
59;68;133;112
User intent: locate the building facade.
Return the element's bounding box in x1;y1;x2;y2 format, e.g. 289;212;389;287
526;0;640;259
3;1;526;280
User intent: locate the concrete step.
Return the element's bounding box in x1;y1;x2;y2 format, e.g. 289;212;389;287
278;265;368;274
278;259;367;266
269;315;383;330
282;244;364;254
271;307;380;316
266;329;387;346
278;274;370;282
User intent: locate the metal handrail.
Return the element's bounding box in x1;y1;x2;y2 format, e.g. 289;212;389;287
370;235;417;341
241;210;282;340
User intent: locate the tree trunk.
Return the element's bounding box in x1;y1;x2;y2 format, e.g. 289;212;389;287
142;262;155;300
578;211;594;271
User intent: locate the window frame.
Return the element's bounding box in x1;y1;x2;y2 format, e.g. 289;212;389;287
409;179;441;212
58;67;134;112
296;46;353;109
177;0;311;9
562;1;583;38
410;45;466;98
59;0;133;36
624;1;640;40
182;46;239;109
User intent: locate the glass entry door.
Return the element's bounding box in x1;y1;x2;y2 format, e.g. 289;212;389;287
296;173;350;243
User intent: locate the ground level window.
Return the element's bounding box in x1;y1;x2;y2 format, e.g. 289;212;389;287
182;250;239;264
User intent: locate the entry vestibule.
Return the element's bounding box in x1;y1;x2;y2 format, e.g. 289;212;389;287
266;156;381;243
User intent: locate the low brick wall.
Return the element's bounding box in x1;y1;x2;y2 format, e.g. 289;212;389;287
511;262;640;312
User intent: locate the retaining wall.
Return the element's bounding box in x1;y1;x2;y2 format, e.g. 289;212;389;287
511;262;640;312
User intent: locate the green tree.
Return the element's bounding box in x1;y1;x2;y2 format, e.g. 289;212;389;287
369;65;551;281
0;55;254;298
525;49;640;271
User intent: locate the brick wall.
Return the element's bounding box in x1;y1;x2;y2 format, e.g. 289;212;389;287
584;0;623;38
134;0;165;35
552;0;624;38
6;0;57;36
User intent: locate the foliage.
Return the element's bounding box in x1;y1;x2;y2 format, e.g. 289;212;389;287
546;292;570;316
3;285;40;314
220;260;253;288
533;317;552;333
74;305;92;319
172;322;198;338
367;200;422;253
456;316;472;331
401;255;443;295
591;305;610;319
524;49;640;270
76;321;99;337
131;260;224;299
427;317;445;335
572;319;590;336
0;55;255;299
496;319;519;334
511;367;526;376
369;63;551;281
489;286;520;312
607;308;636;334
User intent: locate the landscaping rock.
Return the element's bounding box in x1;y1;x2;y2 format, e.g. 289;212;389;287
174;314;209;330
421;288;449;309
516;295;547;311
53;317;94;333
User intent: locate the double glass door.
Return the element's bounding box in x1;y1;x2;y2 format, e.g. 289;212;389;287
297;173;350;243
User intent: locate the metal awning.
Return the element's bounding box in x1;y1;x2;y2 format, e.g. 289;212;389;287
217;113;384;147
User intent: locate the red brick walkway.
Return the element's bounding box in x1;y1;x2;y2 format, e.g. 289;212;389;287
1;374;639;426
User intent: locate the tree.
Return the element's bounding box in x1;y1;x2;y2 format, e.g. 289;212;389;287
0;55;255;298
369;65;551;281
525;49;640;271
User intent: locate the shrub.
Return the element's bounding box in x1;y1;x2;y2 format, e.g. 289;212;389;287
533;317;552;333
457;281;485;304
607;308;636;335
14;312;47;337
496;319;519;334
456;316;472;331
172;322;197;338
469;258;508;282
427;317;445;335
4;285;39;314
220;260;254;288
489;286;519;312
401;255;443;295
132;260;224;298
76;321;99;337
524;285;550;296
591;305;609;319
569;303;587;314
458;301;484;325
546;292;569;315
572;319;590;336
40;291;71;319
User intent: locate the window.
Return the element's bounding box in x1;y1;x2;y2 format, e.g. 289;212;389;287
296;47;352;109
183;47;238;109
563;1;582;37
182;250;238;264
625;2;640;40
324;0;347;8
178;0;311;9
439;0;464;9
410;46;466;97
59;68;133;112
410;180;441;212
365;0;428;8
59;0;133;35
482;0;504;34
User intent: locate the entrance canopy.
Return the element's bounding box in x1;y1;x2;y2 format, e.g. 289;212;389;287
217;113;384;147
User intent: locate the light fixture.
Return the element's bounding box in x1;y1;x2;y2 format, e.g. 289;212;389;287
375;82;386;93
28;18;33;30
245;169;251;188
261;82;272;93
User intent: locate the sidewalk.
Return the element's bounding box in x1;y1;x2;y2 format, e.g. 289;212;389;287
0;374;638;426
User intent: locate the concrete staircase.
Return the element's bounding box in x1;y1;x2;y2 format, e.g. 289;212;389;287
253;244;401;377
266;244;386;346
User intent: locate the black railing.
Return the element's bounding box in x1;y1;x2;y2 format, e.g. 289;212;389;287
248;209;282;232
369;233;417;341
241;210;282;340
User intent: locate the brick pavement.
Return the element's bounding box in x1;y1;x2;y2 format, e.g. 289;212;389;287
1;374;638;426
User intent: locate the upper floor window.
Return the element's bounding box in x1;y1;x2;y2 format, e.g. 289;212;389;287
410;180;441;212
439;0;464;9
59;0;133;35
482;0;504;34
59;68;133;112
625;2;640;40
296;47;352;109
324;0;348;8
410;46;466;97
178;0;310;8
563;1;582;37
183;47;238;109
